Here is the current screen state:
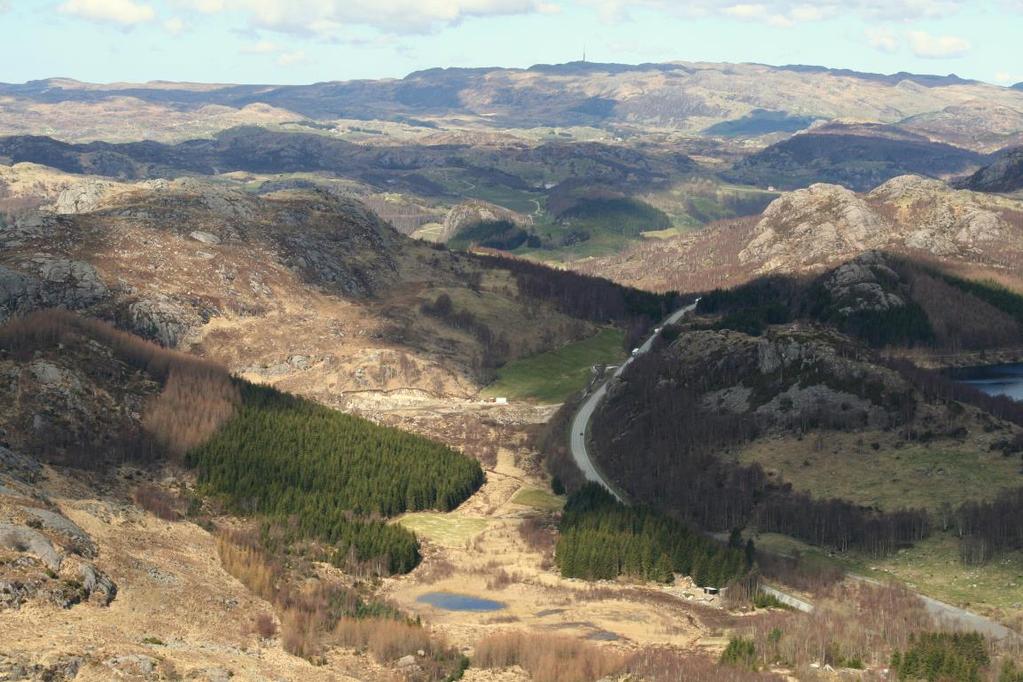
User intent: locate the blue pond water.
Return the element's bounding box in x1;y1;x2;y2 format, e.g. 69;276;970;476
948;363;1023;402
416;592;506;612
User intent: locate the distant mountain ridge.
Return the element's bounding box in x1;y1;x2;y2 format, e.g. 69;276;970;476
3;61;1023;147
772;64;978;87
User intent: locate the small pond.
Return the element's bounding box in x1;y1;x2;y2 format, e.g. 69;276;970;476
416;592;507;612
948;363;1023;402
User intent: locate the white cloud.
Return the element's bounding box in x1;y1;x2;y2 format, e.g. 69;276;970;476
580;0;972;24
722;3;767;19
171;0;556;36
789;5;831;21
0;1;10;12
907;30;971;58
719;4;801;27
162;16;187;34
59;0;156;25
994;72;1021;84
865;26;899;53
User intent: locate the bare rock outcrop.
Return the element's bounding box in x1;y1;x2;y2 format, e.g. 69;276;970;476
737;176;1020;276
0;523;62;571
0;257;109;323
441;200;528;242
53;179;120;214
820;251;906;315
740;183;889;271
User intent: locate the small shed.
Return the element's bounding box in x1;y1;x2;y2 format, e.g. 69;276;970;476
702;586;720;596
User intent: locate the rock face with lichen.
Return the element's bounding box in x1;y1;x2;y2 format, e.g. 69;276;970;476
819;251;907;316
740;183;890;270
741;176;1017;275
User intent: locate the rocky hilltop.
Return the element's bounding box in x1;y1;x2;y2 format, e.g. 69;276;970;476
577;175;1023;293
0;175;605;403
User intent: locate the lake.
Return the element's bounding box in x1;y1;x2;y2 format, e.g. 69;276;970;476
948;363;1023;402
416;592;507;612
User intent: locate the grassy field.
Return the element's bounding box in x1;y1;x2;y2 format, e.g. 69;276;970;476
735;431;1023;513
483;328;626;403
395;513;489;548
753;532;1023;627
510;487;565;511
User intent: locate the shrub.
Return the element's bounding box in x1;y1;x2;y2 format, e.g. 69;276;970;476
253;613;277;640
628;648;784;681
721;637;758;670
132;484;180;521
474;631;627;682
737;581;935;671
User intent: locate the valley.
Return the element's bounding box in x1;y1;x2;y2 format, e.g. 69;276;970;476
2;52;1023;682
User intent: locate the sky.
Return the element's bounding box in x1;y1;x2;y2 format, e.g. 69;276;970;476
0;0;1021;86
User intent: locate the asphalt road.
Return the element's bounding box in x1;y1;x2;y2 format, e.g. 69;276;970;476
569;301;699;499
565;299;1019;638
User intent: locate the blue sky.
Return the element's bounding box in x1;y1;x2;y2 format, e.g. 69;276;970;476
1;1;1021;85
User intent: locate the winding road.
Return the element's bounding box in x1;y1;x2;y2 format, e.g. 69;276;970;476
566;299;1020;636
569;300;699;499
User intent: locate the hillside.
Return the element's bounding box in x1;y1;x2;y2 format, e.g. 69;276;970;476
590;314;1022;543
0;169;676;407
0;127;695;197
4;63;1023;148
575;175;1023;299
956;147;1023;193
0;128;712;260
724;125;985;191
0;311;486;678
6;57;1023;681
581;266;1023;624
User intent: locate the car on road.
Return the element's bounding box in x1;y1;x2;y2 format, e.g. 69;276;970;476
631;348;640;356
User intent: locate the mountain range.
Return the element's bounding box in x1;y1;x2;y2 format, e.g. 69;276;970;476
4;62;1023;151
